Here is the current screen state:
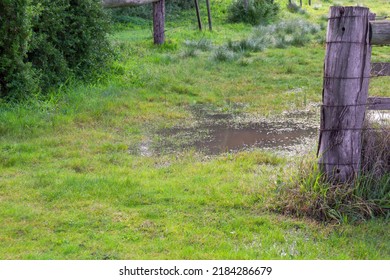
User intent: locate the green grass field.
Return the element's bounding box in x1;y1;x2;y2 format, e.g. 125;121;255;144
0;0;389;259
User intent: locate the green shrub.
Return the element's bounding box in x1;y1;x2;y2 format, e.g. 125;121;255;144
28;0;112;91
227;0;279;25
1;0;112;99
0;0;37;99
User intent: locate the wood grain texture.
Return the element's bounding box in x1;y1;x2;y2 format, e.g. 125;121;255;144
367;97;390;110
318;7;372;183
370;21;390;45
153;0;165;44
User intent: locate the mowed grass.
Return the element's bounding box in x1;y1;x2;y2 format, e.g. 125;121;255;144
0;1;389;259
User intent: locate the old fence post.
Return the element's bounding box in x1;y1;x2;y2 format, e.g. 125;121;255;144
317;6;372;183
153;0;165;44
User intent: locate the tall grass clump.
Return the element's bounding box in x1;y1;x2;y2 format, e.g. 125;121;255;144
212;47;236;62
227;0;279;25
226;38;265;53
252;19;322;48
211;19;322;61
184;39;213;52
181;39;213;58
271;120;389;223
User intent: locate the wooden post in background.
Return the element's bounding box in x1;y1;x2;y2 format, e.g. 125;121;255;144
153;0;165;44
205;0;212;31
194;0;202;31
317;7;372;183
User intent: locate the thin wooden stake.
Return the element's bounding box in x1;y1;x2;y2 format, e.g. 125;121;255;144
194;0;202;31
205;0;212;31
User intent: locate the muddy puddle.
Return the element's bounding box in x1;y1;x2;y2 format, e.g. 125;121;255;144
129;105;390;157
141;106;320;156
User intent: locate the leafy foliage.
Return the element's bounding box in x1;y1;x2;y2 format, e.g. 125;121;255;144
227;0;279;25
28;0;112;91
0;0;37;99
0;0;112;99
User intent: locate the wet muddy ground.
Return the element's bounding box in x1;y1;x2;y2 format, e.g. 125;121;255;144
136;105;321;156
131;105;390;157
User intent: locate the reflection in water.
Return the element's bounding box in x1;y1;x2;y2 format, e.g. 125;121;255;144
198;123;317;154
157;109;319;155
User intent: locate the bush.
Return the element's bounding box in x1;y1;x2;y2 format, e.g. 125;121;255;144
0;0;112;99
0;0;37;99
28;0;112;91
227;0;279;25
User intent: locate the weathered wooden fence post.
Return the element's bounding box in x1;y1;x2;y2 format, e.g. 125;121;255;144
317;6;372;183
153;0;165;44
